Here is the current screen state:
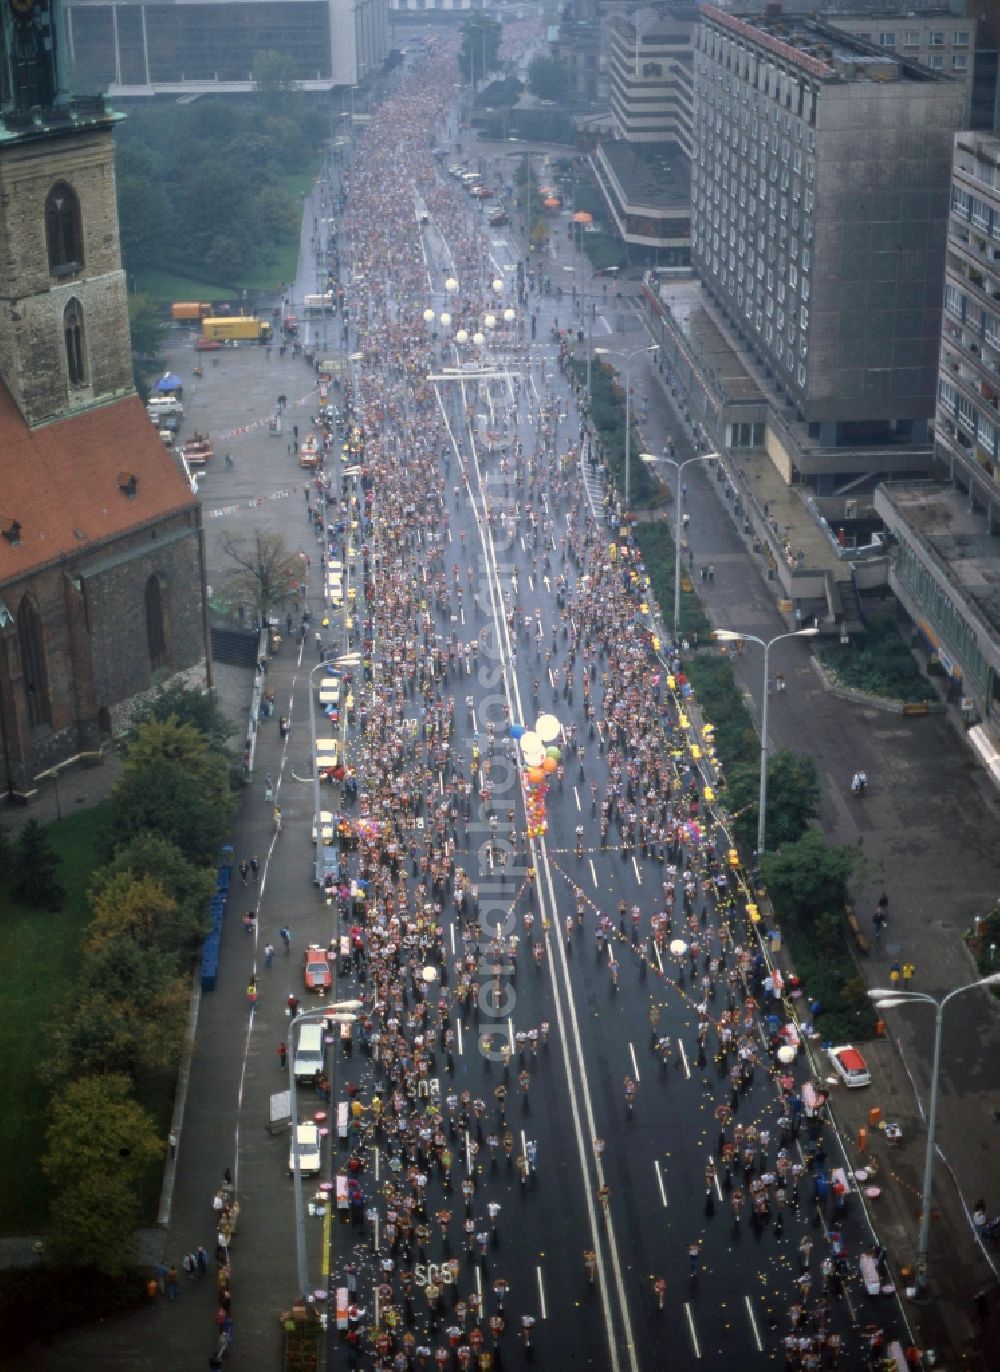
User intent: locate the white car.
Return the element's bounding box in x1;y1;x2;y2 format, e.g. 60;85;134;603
827;1044;871;1089
289;1122;321;1176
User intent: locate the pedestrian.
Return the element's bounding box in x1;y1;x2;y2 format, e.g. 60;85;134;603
687;1242;700;1276
902;962;915;986
280;926;292;951
247;979;258;1009
707;563;715;582
287;993;299;1019
169;1130;177;1160
250;855;260;880
278;1041;288;1068
166;1265;179;1301
265;774;274;803
264;942;275;968
889;962;901;989
197;1246;208;1275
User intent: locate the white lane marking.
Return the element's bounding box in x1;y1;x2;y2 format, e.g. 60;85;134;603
714;1172;723;1202
475;1265;483;1300
654;943;664;975
628;1041;641;1083
450;924;456;956
574;786;581;812
678;1039;691;1079
632;856;642;885
375;1147;380;1183
589;859;598;888
745;1294;763;1352
508;1017;515;1049
537;1265;547;1318
457;1020;463;1056
684;1302;701;1359
654;1160;668;1208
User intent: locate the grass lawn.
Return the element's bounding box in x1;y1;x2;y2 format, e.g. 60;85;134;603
133;267;235;304
0;804;110;1231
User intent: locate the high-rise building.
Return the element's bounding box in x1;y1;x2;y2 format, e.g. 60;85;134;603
0;0;209;801
875;132;1000;744
608;4;696;154
686;7;964;482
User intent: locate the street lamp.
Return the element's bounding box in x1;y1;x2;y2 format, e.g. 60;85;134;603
640;450;718;640
288;1002;361;1301
869;974;1000;1294
712;626;819;855
594;344;658;512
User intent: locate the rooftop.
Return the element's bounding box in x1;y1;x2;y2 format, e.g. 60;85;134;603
599;140;691;211
656;278;763;404
879;481;1000;639
0;388;199;588
702;6;951;84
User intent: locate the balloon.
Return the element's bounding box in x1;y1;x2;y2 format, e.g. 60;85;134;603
545;746;561;761
526;766;545;783
519;730;542;755
534;713;560;743
542;757;557;774
508;722;525;739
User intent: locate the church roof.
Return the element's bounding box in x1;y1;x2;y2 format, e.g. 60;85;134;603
0;386;199;588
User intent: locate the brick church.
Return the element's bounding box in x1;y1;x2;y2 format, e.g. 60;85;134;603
0;0;209;802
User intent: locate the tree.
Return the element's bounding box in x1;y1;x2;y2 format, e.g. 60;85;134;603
127;293;168;362
49;942;187;1080
458;15;501;86
759;828;856;929
124;716;233;797
253;48;297;116
43;1075;163;1273
219;527;302;624
86;872;179;957
131;684;235;755
117;174;175;273
9;819;64;910
527;55;571;105
108;756;234;865
92;837;215;957
727;750;821;853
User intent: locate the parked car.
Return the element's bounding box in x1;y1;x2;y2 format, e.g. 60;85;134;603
288;1122;321;1176
488;209;509;227
303;944;332;993
827;1044;871;1088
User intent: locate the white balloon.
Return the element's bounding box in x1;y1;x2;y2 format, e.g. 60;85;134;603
534;713;561;743
519;730;543;756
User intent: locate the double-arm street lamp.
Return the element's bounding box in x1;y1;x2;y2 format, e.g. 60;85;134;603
594;343;658;512
712;626;819;855
868;973;1000;1296
640;450;718;640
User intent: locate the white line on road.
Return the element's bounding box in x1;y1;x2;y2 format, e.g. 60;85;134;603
654;943;664;975
449;924;456;956
684;1302;701;1359
374;1214;380;1253
589;859;598;887
508;1017;515;1049
745;1294;763;1351
537;1266;547;1318
574;786;581;811
628;1041;641;1083
475;1265;483;1300
375;1148;380;1183
714;1172;723;1202
654;1160;668;1207
678;1039;691;1079
456;1020;463;1056
632;856;642;885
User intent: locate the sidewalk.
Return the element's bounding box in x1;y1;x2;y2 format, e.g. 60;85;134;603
634;366;1000;1365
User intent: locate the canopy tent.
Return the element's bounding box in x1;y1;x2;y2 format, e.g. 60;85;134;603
155;373;183;393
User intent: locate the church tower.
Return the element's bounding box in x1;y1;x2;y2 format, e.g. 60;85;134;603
0;0;133;428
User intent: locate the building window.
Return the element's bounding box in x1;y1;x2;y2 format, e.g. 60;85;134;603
879;32;896;48
928;54;945;69
17;595;51;728
953;55;968;72
954;31;970;47
929;31;945;47
904;31;920;48
145;575;168;671
45;182;83;276
64;299;86;386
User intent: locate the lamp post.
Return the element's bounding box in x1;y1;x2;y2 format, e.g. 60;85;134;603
712;626;819;855
640;451;718;640
868;973;1000;1295
288;1001;361;1301
594;344;658;512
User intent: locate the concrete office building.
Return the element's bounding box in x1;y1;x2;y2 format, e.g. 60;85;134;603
65;0;389;95
823;9;976;124
607;4;696;153
876;133;1000;751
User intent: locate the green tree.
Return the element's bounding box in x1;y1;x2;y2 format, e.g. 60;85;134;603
726;750;821;853
43;1075;163;1274
9;819;65;910
458;15;501;85
94;834;215;955
132;684;235;755
108;756;233;865
117;174;175;272
527;54;571;105
127;293;167;362
219;527;301;624
253;47;297;116
760;828;855;929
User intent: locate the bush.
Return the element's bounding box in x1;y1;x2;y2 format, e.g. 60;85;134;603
819;609;936;703
9;819;65;911
633;522;712;642
685;654;757;773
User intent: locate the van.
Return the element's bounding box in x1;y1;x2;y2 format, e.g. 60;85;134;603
288;1122;321;1176
148;396;183;419
293;1023;325;1081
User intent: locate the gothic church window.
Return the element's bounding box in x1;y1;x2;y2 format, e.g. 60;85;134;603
17;595;51;728
45;182;83;276
64;299;86;386
145;575;168;670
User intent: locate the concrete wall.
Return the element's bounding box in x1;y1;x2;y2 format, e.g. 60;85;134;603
809;78;965;424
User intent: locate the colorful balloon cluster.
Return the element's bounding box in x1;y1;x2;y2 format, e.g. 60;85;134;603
509;715;563;839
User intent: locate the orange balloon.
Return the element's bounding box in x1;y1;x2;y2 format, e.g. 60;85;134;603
542;757;558;774
527;766;545;783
